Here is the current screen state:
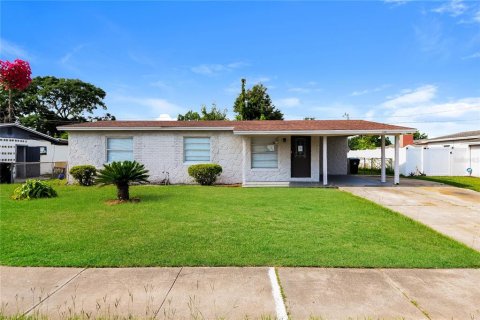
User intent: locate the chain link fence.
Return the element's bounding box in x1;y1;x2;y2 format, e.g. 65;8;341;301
357;157;394;175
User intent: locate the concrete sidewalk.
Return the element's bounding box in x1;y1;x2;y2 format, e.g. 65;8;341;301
341;185;480;251
1;266;479;320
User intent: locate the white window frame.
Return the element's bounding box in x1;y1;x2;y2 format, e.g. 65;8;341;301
106;137;134;163
183;136;211;164
251;137;278;169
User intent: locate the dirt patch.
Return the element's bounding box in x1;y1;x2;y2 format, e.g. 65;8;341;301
105;198;141;205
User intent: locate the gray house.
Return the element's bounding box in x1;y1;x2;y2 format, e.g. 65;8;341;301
0;123;68;183
59;120;415;186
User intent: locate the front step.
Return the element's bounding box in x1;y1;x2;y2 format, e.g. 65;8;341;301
242;181;290;188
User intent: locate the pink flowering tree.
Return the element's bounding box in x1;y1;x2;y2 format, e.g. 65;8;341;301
0;59;32;123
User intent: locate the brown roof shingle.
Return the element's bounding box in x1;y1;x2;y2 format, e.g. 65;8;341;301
59;120;414;132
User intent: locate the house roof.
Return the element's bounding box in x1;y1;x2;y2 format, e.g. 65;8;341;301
58;120;415;135
430;130;480;140
0;123;68;145
416;130;480;144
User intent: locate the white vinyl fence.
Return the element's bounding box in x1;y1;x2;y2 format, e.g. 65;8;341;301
405;146;477;177
349;145;479;177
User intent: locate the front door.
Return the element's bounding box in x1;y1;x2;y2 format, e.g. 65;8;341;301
291;136;311;177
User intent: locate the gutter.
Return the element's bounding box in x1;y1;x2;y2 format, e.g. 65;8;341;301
57;126;236;132
233;129;416;135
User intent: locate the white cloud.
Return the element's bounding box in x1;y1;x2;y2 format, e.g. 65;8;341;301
128;51;156;67
387;97;480;119
289;87;311;93
60;44;87;65
287;81;322;94
150;80;172;90
384;0;412;5
0;38;32;60
351;84;390;96
475;10;480;23
433;0;468;17
413;20;452;59
382;85;437;108
109;95;184;119
156;114;176;121
191;61;248;75
365;84;480;137
250;76;271;84
462;51;480;59
275;97;301;108
365;110;376;121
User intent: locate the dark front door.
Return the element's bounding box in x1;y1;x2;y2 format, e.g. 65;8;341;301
291;136;311;177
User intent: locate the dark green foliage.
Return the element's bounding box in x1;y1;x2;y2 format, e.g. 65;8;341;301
69;165;97;186
178;103;228;121
177;110;201;121
348;135;392;150
233;79;283;120
413;131;428;140
96;161;149;200
0;76;115;136
12;179;57;200
188;163;223;185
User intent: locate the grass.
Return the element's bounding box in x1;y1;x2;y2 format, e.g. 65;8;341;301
1;184;480;268
410;176;480;192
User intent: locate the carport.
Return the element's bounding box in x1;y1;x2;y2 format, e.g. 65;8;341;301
233;120;416;186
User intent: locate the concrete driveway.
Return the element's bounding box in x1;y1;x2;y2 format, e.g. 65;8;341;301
1;266;479;320
341;184;480;251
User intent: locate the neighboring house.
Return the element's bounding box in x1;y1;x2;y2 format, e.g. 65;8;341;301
405;130;480;177
59;120;415;186
0;123;68;183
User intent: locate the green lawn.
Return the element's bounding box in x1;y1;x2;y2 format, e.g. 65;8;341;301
411;176;480;192
1;184;479;268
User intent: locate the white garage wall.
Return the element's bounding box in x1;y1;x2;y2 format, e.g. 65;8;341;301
469;146;480;177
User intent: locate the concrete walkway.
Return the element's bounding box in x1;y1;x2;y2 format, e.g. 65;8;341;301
1;266;479;319
341;184;480;251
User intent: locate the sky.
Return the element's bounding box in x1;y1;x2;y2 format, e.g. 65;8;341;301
1;0;479;138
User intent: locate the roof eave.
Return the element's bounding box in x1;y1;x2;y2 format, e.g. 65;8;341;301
57;126;236;131
421;135;480;143
233;129;416;135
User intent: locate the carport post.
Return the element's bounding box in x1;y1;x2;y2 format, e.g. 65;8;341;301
381;135;386;183
323;136;328;185
394;134;400;184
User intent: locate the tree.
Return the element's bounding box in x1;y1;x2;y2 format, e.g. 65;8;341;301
0;76;114;136
178;103;228;121
233;79;283;120
0;59;32;122
177;110;201;121
96;161;150;201
348;135;392;150
413;131;428;140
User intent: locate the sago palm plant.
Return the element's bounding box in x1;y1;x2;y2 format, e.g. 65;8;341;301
96;161;149;200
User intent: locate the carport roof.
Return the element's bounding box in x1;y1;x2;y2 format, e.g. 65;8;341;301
58;120;415;135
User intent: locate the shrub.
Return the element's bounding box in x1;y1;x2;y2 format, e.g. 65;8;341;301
12;179;57;200
96;161;149;201
70;165;97;186
188;164;223;185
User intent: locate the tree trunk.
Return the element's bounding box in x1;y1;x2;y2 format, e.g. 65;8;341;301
7;89;12;123
116;184;129;201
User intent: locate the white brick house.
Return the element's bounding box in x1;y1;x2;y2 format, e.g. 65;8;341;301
59;120;415;186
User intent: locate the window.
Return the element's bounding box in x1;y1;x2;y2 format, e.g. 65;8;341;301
251;137;278;168
184;137;210;162
106;138;133;162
